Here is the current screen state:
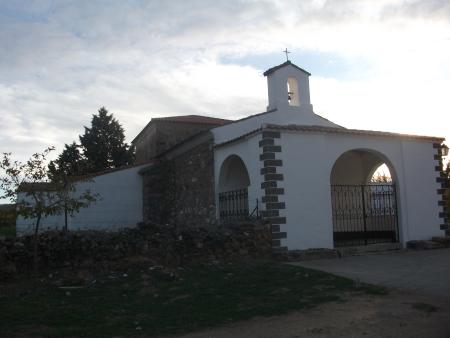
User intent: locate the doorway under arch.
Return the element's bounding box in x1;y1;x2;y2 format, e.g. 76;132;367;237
218;155;251;222
330;149;399;247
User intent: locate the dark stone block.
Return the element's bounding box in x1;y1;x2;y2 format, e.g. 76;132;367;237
437;188;446;194
259;138;274;147
266;216;286;224
262;131;281;139
262;195;278;203
434;154;441;160
440;224;449;230
264;159;283;167
260;210;279;218
265;188;285;195
435;165;443;171
260;153;275;161
433;143;440;149
261;181;277;189
266;202;286;210
272;239;281;247
260;167;276;175
272;232;287;239
264;173;284;181
271;224;280;232
263;145;282;153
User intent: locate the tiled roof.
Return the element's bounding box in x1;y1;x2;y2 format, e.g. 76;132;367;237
263;61;311;76
132;114;232;144
153;115;231;125
215;123;444;148
18;182;59;192
17;162;154;192
266;124;444;141
0;204;16;211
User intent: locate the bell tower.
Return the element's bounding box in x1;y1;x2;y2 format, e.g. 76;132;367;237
264;60;313;113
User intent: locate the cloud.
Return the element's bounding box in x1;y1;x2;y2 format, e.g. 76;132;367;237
0;0;449;170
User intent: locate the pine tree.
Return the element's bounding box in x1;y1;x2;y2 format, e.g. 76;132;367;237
79;107;134;173
48;142;86;179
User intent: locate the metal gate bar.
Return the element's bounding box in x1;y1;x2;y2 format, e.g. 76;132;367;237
331;184;399;247
219;188;249;223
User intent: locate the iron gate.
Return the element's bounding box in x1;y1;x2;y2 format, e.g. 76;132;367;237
331;184;399;247
219;188;249;223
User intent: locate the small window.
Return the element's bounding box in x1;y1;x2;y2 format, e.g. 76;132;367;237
287;77;300;106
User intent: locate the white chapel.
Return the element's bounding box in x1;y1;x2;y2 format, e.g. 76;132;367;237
17;61;447;251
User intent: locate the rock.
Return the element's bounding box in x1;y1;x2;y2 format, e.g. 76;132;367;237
0;261;17;280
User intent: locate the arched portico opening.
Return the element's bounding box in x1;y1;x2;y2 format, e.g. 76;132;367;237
330;149;399;247
218;155;250;222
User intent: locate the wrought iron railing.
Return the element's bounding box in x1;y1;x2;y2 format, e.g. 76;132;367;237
219;188;249;222
331;184;399;247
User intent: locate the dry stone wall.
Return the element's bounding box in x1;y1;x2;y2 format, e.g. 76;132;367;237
0;221;272;278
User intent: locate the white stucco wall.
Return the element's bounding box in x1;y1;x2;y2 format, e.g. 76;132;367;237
278;131;444;250
16;164;148;235
214;130;444;250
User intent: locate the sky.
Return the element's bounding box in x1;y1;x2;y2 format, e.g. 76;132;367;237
0;0;449;191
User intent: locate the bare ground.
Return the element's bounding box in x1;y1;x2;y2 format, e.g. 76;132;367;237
174;291;450;338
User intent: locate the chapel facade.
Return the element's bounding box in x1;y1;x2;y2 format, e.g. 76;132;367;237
17;61;448;251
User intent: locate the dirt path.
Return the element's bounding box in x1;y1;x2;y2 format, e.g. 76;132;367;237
174;291;450;338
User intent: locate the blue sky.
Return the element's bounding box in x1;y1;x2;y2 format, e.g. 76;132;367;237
1;0;450;202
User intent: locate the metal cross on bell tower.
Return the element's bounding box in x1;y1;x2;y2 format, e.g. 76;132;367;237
283;48;290;61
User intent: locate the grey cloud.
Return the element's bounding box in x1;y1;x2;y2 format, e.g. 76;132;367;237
382;0;450;21
1;0;449;164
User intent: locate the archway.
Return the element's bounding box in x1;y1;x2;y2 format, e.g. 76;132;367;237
330;149;399;247
218;155;250;222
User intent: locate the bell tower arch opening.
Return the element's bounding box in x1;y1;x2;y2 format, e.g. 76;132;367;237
287;77;300;106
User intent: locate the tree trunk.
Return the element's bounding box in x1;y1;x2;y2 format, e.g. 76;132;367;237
33;213;41;276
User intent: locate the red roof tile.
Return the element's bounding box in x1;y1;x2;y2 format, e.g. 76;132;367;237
153;115;231;125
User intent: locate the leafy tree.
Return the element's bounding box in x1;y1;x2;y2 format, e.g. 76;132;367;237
79;107;134;173
51;170;98;232
48;142;86;179
0;147;97;273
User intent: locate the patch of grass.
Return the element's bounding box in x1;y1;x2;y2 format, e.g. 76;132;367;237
0;261;383;337
0;225;15;237
412;302;438;314
360;284;388;295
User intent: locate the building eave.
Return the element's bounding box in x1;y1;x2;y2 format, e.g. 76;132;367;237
214;124;445;149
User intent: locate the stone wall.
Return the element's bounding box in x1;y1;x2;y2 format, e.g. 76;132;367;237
0;204;16;228
142;132;216;228
0;221;272;277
